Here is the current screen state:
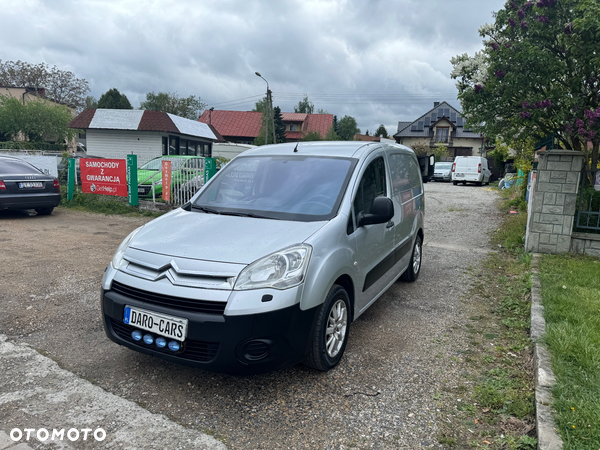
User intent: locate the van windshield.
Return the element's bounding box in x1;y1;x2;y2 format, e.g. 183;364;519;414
192;155;357;221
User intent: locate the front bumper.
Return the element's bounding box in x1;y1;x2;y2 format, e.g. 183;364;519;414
0;192;61;211
101;283;319;375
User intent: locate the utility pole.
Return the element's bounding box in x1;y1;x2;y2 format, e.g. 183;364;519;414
255;72;276;144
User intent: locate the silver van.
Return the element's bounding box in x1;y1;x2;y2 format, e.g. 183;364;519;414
101;141;425;374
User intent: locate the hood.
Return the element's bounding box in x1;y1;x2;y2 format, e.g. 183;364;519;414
129;209;326;265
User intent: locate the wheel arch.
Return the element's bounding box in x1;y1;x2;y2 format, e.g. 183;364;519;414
332;274;355;322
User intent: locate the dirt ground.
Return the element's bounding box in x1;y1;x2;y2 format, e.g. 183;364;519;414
0;182;502;449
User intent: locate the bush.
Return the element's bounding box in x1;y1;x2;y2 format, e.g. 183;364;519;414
0;141;66;151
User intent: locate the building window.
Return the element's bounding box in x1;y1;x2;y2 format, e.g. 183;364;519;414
436;127;449;143
289;124;298;132
162;137;168;155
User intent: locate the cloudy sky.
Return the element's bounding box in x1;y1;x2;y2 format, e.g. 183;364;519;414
2;0;505;135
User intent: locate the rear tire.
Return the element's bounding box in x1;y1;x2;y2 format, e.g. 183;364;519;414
304;284;350;371
400;234;422;282
35;207;53;215
452;181;458;186
462;181;467;185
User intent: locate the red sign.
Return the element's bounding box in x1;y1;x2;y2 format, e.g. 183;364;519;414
162;160;171;202
80;158;128;197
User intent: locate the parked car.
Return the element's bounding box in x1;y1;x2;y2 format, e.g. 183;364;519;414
432;162;453;182
137;156;205;199
57;153;104;184
451;156;492;186
0;156;61;215
101;141;425;375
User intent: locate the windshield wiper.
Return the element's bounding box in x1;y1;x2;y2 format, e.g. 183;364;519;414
192;205;221;214
218;211;277;219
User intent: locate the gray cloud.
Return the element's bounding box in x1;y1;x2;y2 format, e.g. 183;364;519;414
0;0;505;134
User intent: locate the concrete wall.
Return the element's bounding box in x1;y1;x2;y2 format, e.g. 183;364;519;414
525;150;584;254
571;232;600;258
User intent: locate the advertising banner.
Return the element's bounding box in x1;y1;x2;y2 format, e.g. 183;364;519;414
162;160;172;202
80;158;127;197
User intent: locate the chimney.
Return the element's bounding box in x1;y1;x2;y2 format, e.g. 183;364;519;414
434;102;440;107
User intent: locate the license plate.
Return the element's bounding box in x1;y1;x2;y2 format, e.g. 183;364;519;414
138;188;145;194
456;173;464;177
123;305;188;341
19;181;43;188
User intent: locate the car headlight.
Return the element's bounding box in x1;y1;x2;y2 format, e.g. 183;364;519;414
234;244;313;291
111;227;143;270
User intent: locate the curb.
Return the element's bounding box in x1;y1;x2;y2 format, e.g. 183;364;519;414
530;253;563;450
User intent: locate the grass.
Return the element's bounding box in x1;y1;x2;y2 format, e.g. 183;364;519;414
435;184;536;449
538;254;600;449
59;187;163;217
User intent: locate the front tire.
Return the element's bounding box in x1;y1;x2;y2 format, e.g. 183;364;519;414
304;285;350;371
400;234;422;282
452;181;458;185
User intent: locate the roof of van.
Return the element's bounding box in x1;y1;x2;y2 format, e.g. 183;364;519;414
239;141;414;159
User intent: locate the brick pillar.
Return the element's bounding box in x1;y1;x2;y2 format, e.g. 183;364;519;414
525;150;584;254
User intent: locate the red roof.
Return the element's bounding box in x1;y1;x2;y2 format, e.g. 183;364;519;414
198;110;334;141
199;110;263;138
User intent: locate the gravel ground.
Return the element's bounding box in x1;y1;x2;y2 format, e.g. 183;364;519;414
0;181;502;449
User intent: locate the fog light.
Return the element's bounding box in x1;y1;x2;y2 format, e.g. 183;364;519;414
131;330;142;341
155;337;167;348
168;340;180;352
143;334;154;345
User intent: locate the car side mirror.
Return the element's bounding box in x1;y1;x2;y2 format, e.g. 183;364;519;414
358;197;394;227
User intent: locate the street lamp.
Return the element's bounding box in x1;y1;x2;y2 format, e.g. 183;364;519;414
255;72;276;144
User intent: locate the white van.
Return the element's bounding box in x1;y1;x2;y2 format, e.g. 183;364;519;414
451;156;492;186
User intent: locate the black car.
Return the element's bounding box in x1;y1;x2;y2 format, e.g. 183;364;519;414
0;156;62;215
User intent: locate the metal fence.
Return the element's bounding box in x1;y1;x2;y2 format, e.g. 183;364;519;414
66;153;207;207
575;169;600;232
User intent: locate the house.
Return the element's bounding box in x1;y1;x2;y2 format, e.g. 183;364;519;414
394;101;484;158
198;110;334;144
68;109;224;162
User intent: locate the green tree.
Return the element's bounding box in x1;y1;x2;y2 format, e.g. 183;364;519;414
294;95;314;114
273;106;287;143
337;115;360;140
316;108;329;114
451;0;600;171
0;95;78;143
332;115;339;134
85;96;98;109
139;92;207;120
97;88;133;109
301;131;323;141
325;126;341;141
375;124;389;138
252;96;269;113
0;60;90;110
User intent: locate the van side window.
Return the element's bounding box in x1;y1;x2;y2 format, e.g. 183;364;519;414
388;153;422;202
353;157;387;225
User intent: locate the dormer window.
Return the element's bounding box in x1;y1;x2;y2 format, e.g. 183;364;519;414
436;127;449;143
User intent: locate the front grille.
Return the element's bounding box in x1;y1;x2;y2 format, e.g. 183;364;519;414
110;281;227;315
110;318;219;362
138;185;152;196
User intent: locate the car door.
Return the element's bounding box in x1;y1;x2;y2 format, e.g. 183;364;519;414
348;152;395;315
386;150;421;270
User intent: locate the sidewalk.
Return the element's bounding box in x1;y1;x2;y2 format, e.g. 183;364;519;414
0;335;227;449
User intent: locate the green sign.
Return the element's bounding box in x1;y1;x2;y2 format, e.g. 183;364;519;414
67;158;75;201
127;154;138;206
204;157;216;184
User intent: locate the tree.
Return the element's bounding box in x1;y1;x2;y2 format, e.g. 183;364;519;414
0;60;90;110
252;96;276;146
325;126;341;141
301;131;323;141
97;88;133;109
316;108;329;114
375;124;389;138
85;96;98;109
0;95;78;143
451;0;600;171
294;95;314;114
332;115;339;134
337;115;360;140
273;106;287;143
139;92;207;120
